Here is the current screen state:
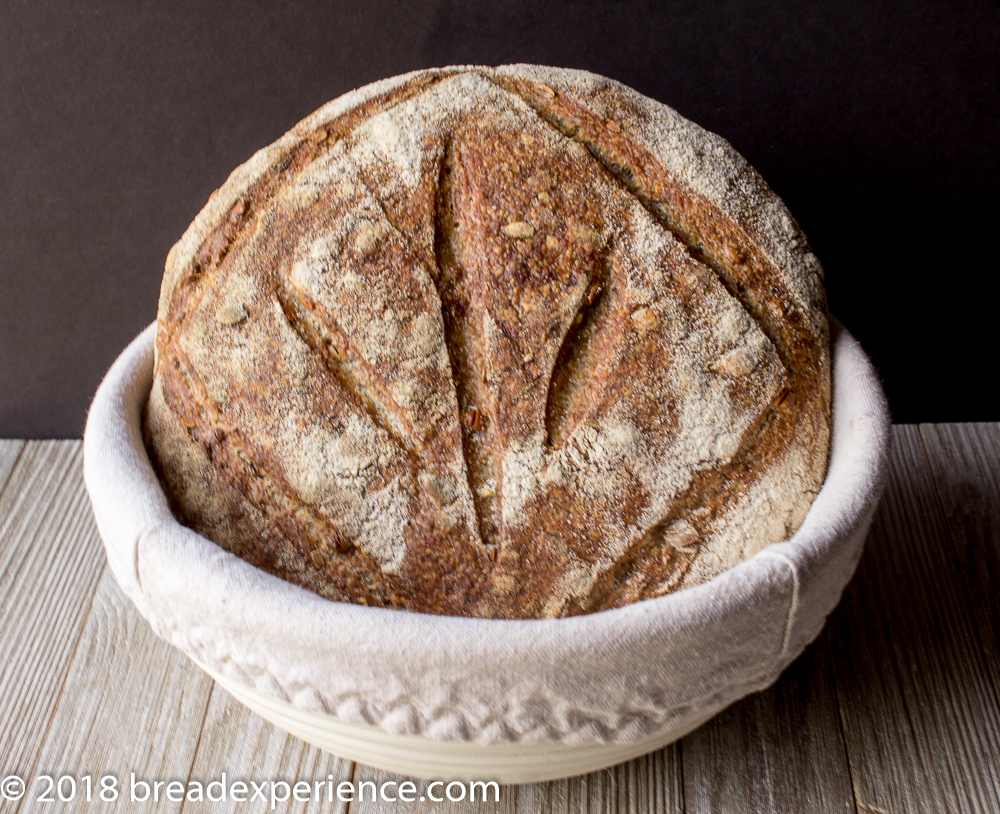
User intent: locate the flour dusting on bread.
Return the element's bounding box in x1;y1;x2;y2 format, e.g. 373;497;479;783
144;65;830;618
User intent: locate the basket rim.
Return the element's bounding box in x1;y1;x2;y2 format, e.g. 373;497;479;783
83;316;890;748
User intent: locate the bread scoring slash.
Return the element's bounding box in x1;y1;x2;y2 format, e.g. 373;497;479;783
144;65;830;619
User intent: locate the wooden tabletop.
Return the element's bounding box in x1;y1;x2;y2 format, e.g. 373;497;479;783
1;425;999;813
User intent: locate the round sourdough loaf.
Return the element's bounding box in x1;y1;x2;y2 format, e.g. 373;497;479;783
144;65;830;619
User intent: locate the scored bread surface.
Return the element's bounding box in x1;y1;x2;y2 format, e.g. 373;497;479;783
144;65;830;619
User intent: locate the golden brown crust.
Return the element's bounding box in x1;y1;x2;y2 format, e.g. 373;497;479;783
144;65;830;619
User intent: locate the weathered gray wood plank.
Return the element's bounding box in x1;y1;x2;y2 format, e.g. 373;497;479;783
347;745;683;814
18;571;215;813
681;635;856;813
0;438;25;494
919;423;1000;680
0;441;106;786
530;748;683;814
4;425;1000;813
180;684;354;814
828;425;1000;814
508;746;683;814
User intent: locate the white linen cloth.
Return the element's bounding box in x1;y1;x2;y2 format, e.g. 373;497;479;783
84;318;889;747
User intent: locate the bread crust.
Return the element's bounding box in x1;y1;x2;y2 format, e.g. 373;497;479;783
144;65;830;618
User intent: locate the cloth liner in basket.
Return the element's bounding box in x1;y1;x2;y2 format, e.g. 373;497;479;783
84;317;889;780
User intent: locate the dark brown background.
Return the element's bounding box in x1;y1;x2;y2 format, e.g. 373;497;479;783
2;0;998;437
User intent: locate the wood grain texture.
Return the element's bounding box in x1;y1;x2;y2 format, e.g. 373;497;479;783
4;426;1000;814
510;749;684;814
828;424;1000;814
0;439;25;494
681;637;856;814
0;442;105;790
18;571;214;814
182;684;354;814
919;423;1000;682
346;746;683;814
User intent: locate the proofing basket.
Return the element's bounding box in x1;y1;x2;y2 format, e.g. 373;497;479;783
84;318;889;783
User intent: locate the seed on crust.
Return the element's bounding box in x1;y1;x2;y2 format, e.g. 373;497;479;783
216;300;249;326
466;406;482;430
569;222;602;248
501;221;536;240
352;220;391;256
